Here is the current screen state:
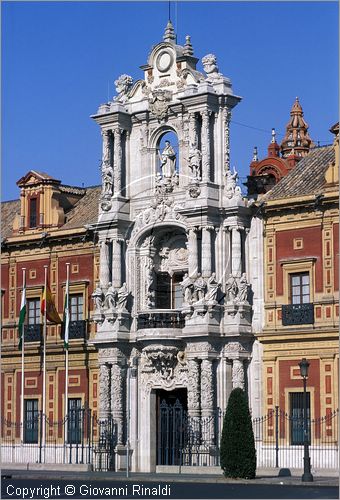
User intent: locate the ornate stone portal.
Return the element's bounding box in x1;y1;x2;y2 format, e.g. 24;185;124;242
90;22;262;473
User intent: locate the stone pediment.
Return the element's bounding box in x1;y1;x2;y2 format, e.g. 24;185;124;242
16;170;60;188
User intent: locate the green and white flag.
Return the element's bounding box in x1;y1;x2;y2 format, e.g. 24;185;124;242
63;276;70;350
18;284;26;350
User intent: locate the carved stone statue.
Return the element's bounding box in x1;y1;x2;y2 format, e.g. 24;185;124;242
193;274;207;303
92;286;103;311
180;273;194;305
237;273;249;303
104;283;116;310
225;166;242;200
202;53;222;81
102;164;114;196
205;273;221;304
187;143;202;180
117;282;129;311
159;140;176;178
114;74;133;103
226;274;238;302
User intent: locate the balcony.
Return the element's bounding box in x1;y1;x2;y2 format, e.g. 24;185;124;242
24;324;42;342
137;310;185;330
282;303;314;326
68;320;87;340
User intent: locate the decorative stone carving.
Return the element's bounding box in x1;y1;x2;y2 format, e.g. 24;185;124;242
99;363;111;418
180;272;194;305
187;359;200;416
187;182;201;198
193;274;207;303
104;283;117;311
202;53;223;81
102;164;114;196
131;199;185;239
117;282;129;312
225;273;238;302
143;345;179;381
237;273;249;303
205;273;221;304
201;359;214;411
232;359;245;389
99;240;110;289
114;74;133;103
187;142;202;181
201;110;211;182
92;285;103;311
111;363;125;444
225;166;242;200
148;89;172;120
223;108;232;170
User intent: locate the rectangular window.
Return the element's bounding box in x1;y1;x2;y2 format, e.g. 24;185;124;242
172;273;184;309
67;398;82;444
24;399;39;443
290;392;311;445
155;273;171;309
29;198;37;228
27;298;41;325
70;294;83;321
290;273;310;304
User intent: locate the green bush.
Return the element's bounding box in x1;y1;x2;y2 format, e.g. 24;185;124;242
220;387;256;479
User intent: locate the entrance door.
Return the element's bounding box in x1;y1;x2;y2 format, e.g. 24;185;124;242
156;388;187;465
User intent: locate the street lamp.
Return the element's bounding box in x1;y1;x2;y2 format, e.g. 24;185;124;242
298;358;313;482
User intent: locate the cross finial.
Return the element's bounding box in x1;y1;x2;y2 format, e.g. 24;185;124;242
271;128;276;143
252;146;258;162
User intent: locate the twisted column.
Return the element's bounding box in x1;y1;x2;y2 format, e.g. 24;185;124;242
98;363;111;419
201;358;214;444
232;359;245;389
223;108;231;171
187;359;200;418
111;363;125;445
101;129;112;167
189;112;198;145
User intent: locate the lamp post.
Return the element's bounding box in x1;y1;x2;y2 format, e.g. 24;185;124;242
299;358;313;482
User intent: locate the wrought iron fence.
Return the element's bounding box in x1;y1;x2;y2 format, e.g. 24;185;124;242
0;409;116;472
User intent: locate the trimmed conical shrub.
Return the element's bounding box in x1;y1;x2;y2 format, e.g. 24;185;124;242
220;388;256;479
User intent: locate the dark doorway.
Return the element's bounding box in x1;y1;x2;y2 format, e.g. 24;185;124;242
156;388;187;465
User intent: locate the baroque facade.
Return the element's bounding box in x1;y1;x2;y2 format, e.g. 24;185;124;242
89;22;263;471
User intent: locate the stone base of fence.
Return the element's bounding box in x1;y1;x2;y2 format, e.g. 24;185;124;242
0;462;93;471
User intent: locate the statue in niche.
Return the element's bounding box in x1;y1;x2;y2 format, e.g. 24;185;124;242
205;273;221;304
159;140;176;178
92;286;103;311
237;273;249;303
180;273;194;305
102;164;114;196
117;282;129;311
187;142;202;181
104;283;117;310
226;273;238;302
193;274;207;303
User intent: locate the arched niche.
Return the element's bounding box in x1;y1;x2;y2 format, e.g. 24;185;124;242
148;126;180;181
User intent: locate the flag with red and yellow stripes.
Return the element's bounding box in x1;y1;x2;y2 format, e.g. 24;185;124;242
41;285;62;323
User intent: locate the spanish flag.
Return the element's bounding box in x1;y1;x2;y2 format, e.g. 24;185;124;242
41;285;62;323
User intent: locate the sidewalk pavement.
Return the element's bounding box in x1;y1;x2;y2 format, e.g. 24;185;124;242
2;467;339;487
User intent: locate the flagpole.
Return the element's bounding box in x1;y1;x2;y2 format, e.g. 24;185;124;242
20;268;26;443
64;262;70;447
42;265;48;458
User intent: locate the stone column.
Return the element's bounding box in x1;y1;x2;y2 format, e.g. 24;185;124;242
111;363;125;445
201;110;211;182
111;238;122;289
102;129;112;167
187;359;200;418
232;358;245;389
223;108;231;171
201;226;213;278
189;112;198;145
113;128;123;195
201;358;214;444
187;228;198;278
99;363;111;419
99;240;110;290
223;227;231;281
231;226;242;278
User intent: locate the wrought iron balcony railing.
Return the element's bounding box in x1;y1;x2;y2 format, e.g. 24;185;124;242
68;320;87;340
282;303;314;326
137;310;185;330
24;324;42;342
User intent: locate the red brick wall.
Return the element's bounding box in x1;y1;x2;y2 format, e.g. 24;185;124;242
57;367;89;420
1;263;9;317
334;223;339;291
57;255;94;311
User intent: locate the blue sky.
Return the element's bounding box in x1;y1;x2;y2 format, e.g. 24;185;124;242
2;1;338;201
